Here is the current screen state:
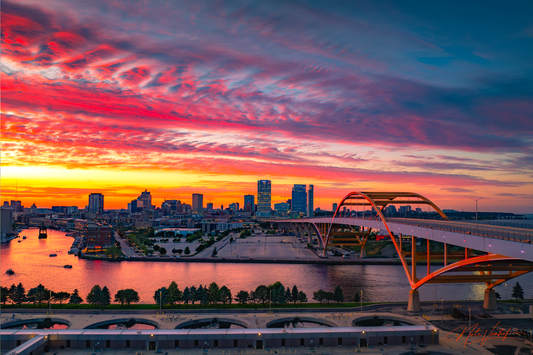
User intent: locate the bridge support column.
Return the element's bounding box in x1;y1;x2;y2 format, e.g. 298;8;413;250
360;248;366;258
407;289;421;312
483;289;497;310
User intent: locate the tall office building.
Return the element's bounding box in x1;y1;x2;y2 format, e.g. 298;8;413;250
332;203;338;212
206;202;213;211
192;193;204;214
291;184;307;215
307;185;314;217
138;189;153;211
88;193;104;214
244;194;255;213
257;180;271;217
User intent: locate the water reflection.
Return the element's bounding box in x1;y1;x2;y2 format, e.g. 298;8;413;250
2;228;532;304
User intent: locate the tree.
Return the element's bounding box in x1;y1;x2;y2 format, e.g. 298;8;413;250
333;285;344;303
154;287;169;306
177;249;183;255
182;287;191;304
184;246;190;255
10;284;26;305
196;285;208;305
87;285;102;306
512;282;524;300
208;282;221;304
159;247;167;255
27;284;50;306
313;289;327;303
255;285;269;305
269;282;286;304
189;286;197;304
249;290;257;305
99;286;111;308
285;287;292;304
495;292;501;300
212;247;218;256
220;286;232;306
105;245;122;258
153;244;160;251
1;286;8;305
115;289;140;306
297;291;308;303
69;289;83;306
235;290;249;305
53;291;70;305
354;291;361;303
291;285;299;304
168;281;182;305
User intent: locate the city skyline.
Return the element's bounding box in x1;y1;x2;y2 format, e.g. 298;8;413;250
1;0;533;213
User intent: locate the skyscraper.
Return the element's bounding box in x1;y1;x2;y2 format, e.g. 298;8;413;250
192;193;204;214
332;203;338;212
244;194;255;212
257;180;271;217
88;193;104;214
206;202;213;211
138;189;152;211
307;185;314;217
291;184;307;215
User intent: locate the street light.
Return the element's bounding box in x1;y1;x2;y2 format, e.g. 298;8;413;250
360;290;363;314
468;308;471;330
471;198;482;227
505;283;507;300
441;298;444;323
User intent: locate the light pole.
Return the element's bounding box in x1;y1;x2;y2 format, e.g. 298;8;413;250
468;308;471;330
269;289;272;313
159;290;162;315
441;298;444;323
360;290;363;314
505;283;507;300
471;198;482;227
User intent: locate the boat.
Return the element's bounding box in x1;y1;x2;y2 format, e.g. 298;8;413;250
49;253;57;257
22;236;27;239
63;265;73;269
18;240;21;243
6;269;15;275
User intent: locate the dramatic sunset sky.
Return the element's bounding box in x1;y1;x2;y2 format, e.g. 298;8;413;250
2;0;532;212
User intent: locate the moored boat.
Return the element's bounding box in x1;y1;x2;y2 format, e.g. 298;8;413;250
49;253;57;257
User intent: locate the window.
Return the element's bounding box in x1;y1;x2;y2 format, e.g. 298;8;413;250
86;340;91;349
384;337;388;345
338;338;342;346
174;340;179;348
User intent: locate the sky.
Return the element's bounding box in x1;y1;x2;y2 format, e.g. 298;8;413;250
1;0;533;213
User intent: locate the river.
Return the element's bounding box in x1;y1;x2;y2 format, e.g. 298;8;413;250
1;228;531;304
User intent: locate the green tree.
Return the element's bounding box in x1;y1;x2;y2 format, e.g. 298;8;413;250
69;289;83;306
159;247;167;255
1;286;8;305
87;285;102;306
53;291;70;305
154;287;169;306
291;285;299;304
354;291;361;303
212;247;218;256
27;284;50;306
114;289;140;306
333;285;344;303
220;286;232;306
313;289;327;303
182;287;191;304
177;249;183;255
512;282;524;300
105;245;122;258
184;246;190;255
168;281;182;305
235;290;249;305
153;244;160;251
99;286;111;308
255;285;269;305
297;291;308;303
208;282;221;304
189;286;197;304
285;287;291;304
249;290;257;305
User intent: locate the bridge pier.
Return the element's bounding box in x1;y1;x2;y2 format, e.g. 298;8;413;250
407;289;421;312
483;288;497;310
360;248;366;258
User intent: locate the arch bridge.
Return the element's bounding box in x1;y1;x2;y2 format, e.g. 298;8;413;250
271;191;533;311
